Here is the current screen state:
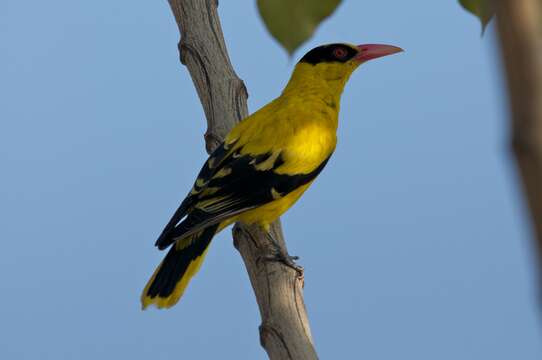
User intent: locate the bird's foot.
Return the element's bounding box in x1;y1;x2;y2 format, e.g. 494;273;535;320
264;251;304;275
263;232;304;277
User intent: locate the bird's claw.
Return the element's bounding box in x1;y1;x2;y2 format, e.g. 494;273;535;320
263;249;304;276
264;231;304;277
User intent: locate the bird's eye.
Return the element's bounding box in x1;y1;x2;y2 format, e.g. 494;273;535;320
333;47;348;59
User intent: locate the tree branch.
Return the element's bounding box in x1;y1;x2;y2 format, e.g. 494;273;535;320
494;0;542;285
167;1;318;358
493;0;542;286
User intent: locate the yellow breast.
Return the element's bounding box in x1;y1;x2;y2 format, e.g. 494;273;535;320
221;75;341;229
235;182;313;230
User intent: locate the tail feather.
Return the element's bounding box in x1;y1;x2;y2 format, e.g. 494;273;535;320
154;196;193;250
141;223;219;309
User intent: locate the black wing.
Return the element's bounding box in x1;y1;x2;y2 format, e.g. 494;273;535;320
155;144;331;250
154;142;234;249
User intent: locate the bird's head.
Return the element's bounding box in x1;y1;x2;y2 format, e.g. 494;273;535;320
284;43;402;95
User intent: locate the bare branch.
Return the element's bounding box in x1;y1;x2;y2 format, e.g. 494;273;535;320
494;0;542;283
167;0;318;358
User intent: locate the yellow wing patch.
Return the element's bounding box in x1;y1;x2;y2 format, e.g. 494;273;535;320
212;167;232;179
250;151;281;171
270;187;282;200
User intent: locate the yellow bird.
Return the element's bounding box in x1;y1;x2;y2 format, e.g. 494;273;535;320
142;43;402;309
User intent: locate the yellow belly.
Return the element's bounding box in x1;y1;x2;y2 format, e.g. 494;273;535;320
234;182;312;231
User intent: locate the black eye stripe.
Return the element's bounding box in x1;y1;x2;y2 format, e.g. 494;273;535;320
299;44;358;65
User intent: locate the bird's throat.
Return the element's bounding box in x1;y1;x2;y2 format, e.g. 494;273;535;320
281;63;351;111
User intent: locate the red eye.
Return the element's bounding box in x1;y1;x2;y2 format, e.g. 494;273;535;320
333;47;348;59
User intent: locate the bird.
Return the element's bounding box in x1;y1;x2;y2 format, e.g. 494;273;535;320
141;42;402;309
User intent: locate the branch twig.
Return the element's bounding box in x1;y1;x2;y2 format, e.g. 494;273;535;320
494;0;542;285
167;1;318;358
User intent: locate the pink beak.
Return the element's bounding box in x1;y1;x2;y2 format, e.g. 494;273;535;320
354;44;403;62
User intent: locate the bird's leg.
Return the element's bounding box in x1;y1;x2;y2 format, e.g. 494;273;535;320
263;231;304;276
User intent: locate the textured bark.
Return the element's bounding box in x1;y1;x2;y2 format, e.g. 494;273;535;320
494;0;542;282
167;1;318;358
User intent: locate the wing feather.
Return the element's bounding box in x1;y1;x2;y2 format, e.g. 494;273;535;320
156;139;332;250
155;142;235;249
162;150;330;248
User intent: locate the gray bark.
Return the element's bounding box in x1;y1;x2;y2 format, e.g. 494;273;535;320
167;1;318;358
494;0;542;284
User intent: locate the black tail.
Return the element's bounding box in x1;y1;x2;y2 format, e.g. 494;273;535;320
141;223;219;309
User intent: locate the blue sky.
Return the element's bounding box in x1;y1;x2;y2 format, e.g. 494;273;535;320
1;1;541;359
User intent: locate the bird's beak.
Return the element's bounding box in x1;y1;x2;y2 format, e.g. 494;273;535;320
354;44;403;63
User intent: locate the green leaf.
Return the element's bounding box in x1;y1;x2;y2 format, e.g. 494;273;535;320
459;0;494;33
257;0;342;55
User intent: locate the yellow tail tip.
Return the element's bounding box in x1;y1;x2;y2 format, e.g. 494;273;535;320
140;246;210;310
141;295;178;310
